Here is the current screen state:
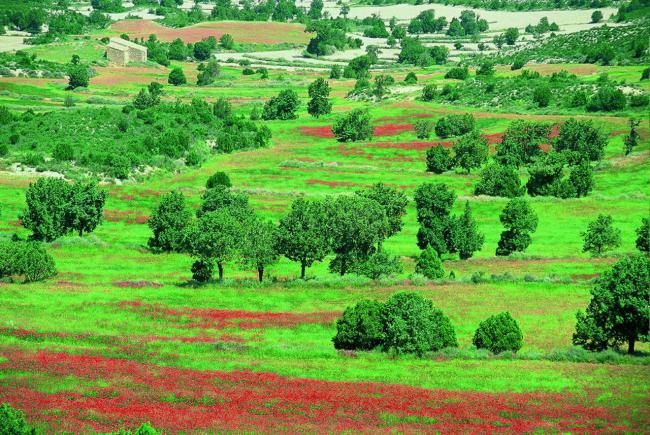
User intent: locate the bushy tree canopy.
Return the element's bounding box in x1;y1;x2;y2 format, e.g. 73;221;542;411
381;292;457;356
473;312;523;354
147;191;192;253
573;255;649;354
332;108;373;142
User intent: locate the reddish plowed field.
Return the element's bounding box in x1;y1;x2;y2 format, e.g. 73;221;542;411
109;20;311;44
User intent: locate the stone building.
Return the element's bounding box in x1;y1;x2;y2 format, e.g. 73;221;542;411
106;38;147;66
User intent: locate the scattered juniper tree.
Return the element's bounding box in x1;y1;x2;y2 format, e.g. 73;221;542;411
414;183;456;255
185;208;246;282
355;183;408;249
453;130;488;173
623;118;641;155
307;78;332;118
168;67;187;86
473;312;523;354
206;171;232;189
332;300;384;350
21;178;106;242
276;198;330;279
332;108;373;142
241;217;278;282
381;292;457;356
326;195;388;276
496;198;538;256
573;255;649;354
636;217;649;253
147;191;192;253
474;163;524;198
415;245;445;279
426;145;453;174
262;89;299;120
454;202;484;260
581;214;621;257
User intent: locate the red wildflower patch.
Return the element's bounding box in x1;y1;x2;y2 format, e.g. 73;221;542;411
103;209;149;224
305;179;362;188
369;140;453;151
113;281;164;289
373;123;413;137
374;113;432;123
570;273;600;281
299;125;334;138
300;123;412;139
0;349;628;433
118;301;339;330
0;327;241;346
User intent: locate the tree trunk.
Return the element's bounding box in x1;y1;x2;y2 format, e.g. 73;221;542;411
628;337;635;354
217;262;224;282
300;261;306;280
258;267;264;283
78;229;83;237
339;257;347;276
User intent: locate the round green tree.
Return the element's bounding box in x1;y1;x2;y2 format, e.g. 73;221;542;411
573;255;649;354
472;312;523;354
415;245;445;279
332;300;385;350
381;292;457;356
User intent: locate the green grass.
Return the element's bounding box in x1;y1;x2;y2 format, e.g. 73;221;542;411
0;35;648;431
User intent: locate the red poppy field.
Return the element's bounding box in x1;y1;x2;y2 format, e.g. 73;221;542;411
0;348;633;433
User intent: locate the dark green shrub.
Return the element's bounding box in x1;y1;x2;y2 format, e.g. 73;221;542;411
262;89;299;120
533;84;551;107
0;241;57;283
444;66;469;80
434;113;474;138
0;402;33;434
511;58;526;70
414;119;433;139
206;171;232;189
414;245;444;279
641;68;650;80
425;145;453;174
573;255;649;354
332;300;385;350
474;163;523;198
495;197;538;256
421;84;437;101
332;108;373;142
635;217;649;253
403;71;417;84
581;214;621;257
352;251;403;280
147;191;192;253
586;86;626;111
472;312;523;353
629;94;649;107
53;142;74;161
191;260;213;282
381;292;457;356
168;67;186;86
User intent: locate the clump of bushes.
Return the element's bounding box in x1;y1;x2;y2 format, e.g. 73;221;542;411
333;292;457;356
0;241;57;283
472;312;524;354
0;402;34;434
434;113;475;138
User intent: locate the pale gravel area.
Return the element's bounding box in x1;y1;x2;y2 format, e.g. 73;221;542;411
0;31;30;53
325;3;618;31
